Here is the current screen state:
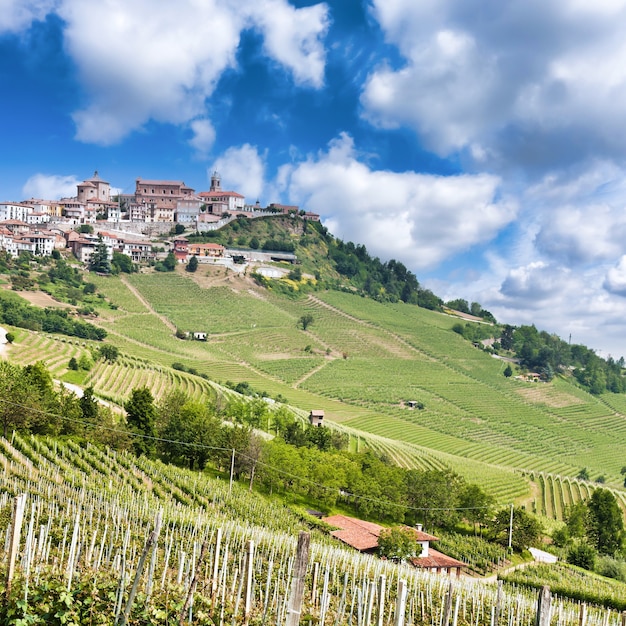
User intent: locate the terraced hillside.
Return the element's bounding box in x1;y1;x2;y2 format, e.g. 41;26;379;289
7;267;626;514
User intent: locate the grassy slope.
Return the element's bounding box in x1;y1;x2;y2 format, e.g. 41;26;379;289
6;251;626;511
77;268;625;498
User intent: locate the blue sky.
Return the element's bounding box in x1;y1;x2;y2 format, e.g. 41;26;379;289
3;0;626;357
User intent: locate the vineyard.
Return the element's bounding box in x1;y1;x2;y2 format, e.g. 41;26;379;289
8;268;626;511
0;432;622;623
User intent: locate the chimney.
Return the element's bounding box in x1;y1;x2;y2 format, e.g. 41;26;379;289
416;523;422;532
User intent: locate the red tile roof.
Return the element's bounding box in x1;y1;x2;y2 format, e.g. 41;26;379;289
410;549;465;570
199;191;244;198
323;514;383;551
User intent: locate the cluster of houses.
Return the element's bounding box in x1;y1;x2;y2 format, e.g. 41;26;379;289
0;170;319;263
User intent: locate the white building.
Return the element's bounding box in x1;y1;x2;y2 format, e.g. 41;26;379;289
0;203;32;222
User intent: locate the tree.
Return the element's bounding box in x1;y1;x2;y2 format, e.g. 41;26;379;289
125;387;157;457
112;252;134;274
89;236;111;274
299;314;314;331
503;364;513;378
186;255;198;273
163;252;176;271
491;507;543;551
587;488;624;554
567;542;597;570
565;501;589;539
378;526;419;560
79;385;99;423
577;467;590;480
99;344;119;362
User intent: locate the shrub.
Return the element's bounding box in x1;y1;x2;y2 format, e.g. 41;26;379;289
567;542;597;570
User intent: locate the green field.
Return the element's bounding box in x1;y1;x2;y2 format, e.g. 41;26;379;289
8;267;626;513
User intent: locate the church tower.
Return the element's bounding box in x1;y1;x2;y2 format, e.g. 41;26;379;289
210;171;221;192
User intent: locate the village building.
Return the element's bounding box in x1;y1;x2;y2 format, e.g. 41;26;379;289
176;197;203;224
0;202;32;222
187;242;225;259
134;178;195;220
198;172;245;216
322;514;466;577
173;237;189;263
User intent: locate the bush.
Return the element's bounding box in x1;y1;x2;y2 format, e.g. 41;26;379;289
567;542;597;570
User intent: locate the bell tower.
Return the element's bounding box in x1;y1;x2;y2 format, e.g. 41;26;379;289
210;171;221;192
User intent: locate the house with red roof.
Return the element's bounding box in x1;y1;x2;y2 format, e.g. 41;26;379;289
198;171;245;216
322;514;466;576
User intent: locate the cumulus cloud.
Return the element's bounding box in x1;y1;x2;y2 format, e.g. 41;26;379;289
8;0;329;145
281;134;516;269
189;119;216;156
604;256;626;296
363;0;626;167
22;173;79;199
248;0;329;88
210;144;266;201
0;0;57;33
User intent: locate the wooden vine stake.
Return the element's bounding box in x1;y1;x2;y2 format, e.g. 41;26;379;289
535;586;551;626
376;575;386;626
5;493;26;603
394;579;407;626
286;532;310;626
244;540;255;624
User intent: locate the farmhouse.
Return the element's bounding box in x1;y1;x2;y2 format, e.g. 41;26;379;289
322;514;465;576
309;410;325;426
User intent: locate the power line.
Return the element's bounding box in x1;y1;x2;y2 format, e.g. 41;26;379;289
0;396;499;514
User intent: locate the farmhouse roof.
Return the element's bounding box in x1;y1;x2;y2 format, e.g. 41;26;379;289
322;514;383;551
409;549;465;570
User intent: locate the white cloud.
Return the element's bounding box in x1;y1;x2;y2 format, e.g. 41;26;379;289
189;119;216;155
210;144;266;201
4;0;329;145
248;0;329;88
22;173;79;199
363;0;626;167
281;134;516;269
604;256;626;297
0;0;57;33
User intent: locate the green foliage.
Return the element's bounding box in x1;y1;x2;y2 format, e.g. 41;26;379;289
89;236;111;274
587;488;624;554
500;562;626;610
567;541;597;570
503;364;513;377
111;251;135;274
186;255;198;272
378;526;419;560
0;291;106;340
491;507;543;551
125;386;157;457
98;344;119;362
5;331;14;344
299;313;314;330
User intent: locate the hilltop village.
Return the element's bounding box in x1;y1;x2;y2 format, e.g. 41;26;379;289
0;171;319;265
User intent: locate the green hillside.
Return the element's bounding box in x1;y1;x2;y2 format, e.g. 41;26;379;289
3;220;626;518
6;253;626;515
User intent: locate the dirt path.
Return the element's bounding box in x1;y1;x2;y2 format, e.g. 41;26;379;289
120;276;177;333
292;359;332;388
306;295;436;362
